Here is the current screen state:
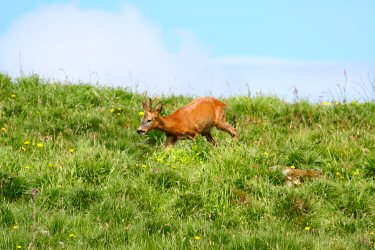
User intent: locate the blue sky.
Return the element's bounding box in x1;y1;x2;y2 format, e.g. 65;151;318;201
127;0;375;61
2;0;374;61
0;1;374;99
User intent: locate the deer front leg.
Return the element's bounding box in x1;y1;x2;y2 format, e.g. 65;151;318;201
165;135;177;150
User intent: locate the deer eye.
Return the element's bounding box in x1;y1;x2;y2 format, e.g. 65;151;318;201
147;119;152;123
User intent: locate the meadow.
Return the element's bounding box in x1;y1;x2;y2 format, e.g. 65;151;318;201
0;74;374;249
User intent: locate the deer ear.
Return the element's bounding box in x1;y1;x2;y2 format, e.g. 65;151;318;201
155;102;162;113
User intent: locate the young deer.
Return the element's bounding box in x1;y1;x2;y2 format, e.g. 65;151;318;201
137;92;237;149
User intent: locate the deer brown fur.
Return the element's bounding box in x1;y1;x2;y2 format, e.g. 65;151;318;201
137;92;237;149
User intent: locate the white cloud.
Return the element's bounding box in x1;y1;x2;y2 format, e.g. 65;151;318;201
0;4;373;101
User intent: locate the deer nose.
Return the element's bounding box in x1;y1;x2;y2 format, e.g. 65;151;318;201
137;129;145;134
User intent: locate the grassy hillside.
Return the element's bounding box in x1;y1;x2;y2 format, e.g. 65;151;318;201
1;74;374;249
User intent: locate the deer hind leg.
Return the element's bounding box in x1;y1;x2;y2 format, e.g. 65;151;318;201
202;131;217;146
165;135;177;150
215;107;237;140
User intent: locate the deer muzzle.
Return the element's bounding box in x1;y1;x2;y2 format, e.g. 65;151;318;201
137;128;146;135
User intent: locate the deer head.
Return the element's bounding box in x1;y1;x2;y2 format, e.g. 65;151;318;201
137;91;162;135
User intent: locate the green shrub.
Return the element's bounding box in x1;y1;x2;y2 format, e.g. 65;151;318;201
0;171;29;201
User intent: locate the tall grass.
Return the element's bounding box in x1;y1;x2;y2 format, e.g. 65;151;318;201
1;74;374;249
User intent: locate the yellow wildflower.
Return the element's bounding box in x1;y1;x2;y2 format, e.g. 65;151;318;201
172;166;177;169
90;104;95;107
24;141;30;145
117;113;120;116
353;172;358;176
304;227;310;231
11;94;16;98
336;172;340;175
57;185;62;188
157;158;162;162
182;140;185;143
370;232;374;235
236;122;239;127
141;165;147;168
110;108;115;112
1;127;5;131
291;165;295;169
69;149;74;153
13;225;19;229
17;246;21;249
2;112;5;115
59;165;62;168
327;102;332;106
124;227;129;230
21;147;26;151
194;236;201;240
340;176;344;179
48;163;52;167
36;143;43;148
264;152;269;156
335;102;339;106
139;111;144;116
25;166;30;169
117;107;121;110
322;101;327;105
69;233;77;238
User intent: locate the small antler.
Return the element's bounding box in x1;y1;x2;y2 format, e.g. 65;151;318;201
149;95;158;110
142;91;159;111
142;91;148;110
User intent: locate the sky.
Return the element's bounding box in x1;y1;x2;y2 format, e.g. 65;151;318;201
0;0;374;100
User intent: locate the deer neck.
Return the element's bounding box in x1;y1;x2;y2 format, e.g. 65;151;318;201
155;115;180;134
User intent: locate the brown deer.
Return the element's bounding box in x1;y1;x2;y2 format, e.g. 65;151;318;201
137;92;237;149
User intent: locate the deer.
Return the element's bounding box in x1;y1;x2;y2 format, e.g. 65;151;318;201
137;92;237;149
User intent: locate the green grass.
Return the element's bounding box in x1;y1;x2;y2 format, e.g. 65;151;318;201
1;73;375;249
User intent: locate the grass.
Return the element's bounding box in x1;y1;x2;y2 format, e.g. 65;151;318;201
0;73;374;249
